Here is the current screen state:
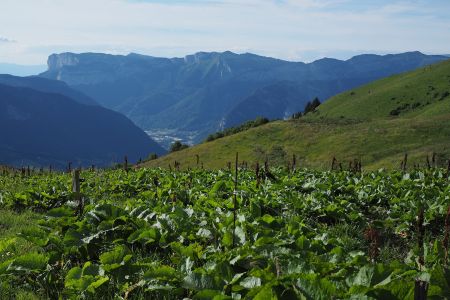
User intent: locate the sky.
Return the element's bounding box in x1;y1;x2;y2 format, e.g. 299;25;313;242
0;0;449;65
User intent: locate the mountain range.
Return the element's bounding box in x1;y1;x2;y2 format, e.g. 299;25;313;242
40;51;449;147
0;76;165;168
143;58;450;170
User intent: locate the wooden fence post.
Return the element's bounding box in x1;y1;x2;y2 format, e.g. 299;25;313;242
414;280;428;300
331;157;337;171
443;206;450;266
256;162;260;188
446;159;450;179
432;152;436;168
402;153;408;173
414;207;428;300
72;169;82;216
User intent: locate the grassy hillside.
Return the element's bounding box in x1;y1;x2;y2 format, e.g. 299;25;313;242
142;59;450;170
312;60;450;120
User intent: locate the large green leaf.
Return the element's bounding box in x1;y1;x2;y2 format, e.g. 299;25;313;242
99;245;132;271
252;284;278;300
65;262;109;294
6;253;48;273
19;227;50;247
183;269;224;291
127;227;160;245
348;264;393;288
193;289;232;300
296;274;338;300
144;265;179;282
239;276;262;289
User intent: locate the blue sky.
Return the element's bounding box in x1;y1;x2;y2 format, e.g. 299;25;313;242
0;0;449;65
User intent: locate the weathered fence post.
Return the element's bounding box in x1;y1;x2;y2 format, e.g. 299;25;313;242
446;159;450;179
256;162;260;188
292;154;296;172
443;206;450;266
414;207;428;300
402;153;408;173
432;152;436;168
331;157;337;171
72;169;82;216
124;156;128;173
414;280;428;300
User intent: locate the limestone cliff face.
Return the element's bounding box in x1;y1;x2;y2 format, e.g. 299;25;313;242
47;53;80;70
43;53;119;85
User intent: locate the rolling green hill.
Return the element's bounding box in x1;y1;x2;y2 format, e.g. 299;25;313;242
142;59;450;170
312;60;450;120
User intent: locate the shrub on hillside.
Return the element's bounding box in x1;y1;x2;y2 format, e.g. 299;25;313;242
170;141;189;152
291;97;321;119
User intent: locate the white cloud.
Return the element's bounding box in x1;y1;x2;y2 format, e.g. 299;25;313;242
0;0;449;64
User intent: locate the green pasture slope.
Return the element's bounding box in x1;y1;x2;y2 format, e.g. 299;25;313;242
0;167;450;299
143;59;450;170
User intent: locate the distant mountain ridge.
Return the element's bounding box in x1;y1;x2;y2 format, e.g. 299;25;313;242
0;77;165;168
0;74;98;106
40;51;448;146
142;59;450;170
